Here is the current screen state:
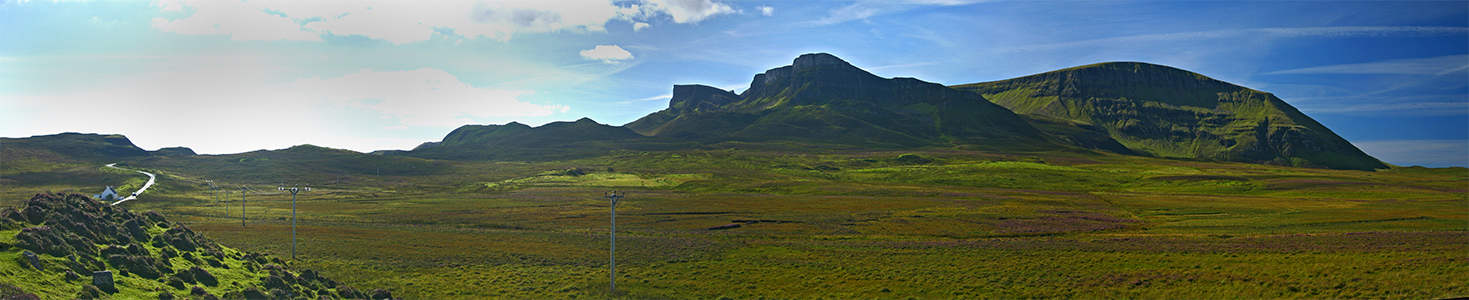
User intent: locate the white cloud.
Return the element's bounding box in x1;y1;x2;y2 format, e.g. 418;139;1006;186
579;45;634;63
642;0;736;24
292;68;565;127
633;22;651;31
1268;55;1469;75
757;5;774;17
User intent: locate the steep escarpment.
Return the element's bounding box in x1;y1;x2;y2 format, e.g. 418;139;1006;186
626;53;1052;149
953;62;1386;170
0;192;395;299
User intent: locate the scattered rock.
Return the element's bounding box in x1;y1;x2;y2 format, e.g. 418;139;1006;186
21;251;41;270
167;276;187;290
368;288;394;300
190;286;219;300
0;282;40;300
91;270;114;293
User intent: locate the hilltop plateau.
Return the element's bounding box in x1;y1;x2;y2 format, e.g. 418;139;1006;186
952;62;1386;170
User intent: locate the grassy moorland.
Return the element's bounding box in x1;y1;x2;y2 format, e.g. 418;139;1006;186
2;147;1465;299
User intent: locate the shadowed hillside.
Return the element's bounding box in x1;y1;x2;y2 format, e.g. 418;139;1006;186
398;117;696;161
953;62;1387;170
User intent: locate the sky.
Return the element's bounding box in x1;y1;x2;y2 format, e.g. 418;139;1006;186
1;0;1465;167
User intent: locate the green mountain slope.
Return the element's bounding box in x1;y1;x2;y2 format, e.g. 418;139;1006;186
0;192;394;299
952;62;1387;170
626;53;1052;149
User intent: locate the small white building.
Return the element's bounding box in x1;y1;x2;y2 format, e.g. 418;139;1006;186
94;186;119;201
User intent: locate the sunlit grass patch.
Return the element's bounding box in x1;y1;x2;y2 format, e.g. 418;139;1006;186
486;171;712;191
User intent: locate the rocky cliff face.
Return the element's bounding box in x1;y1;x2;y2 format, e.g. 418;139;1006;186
626;53;1051;148
668;85;742;113
953;62;1386;170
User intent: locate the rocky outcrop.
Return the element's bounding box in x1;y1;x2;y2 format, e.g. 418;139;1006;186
2;192;396;300
153;147;197;156
669;84;742;113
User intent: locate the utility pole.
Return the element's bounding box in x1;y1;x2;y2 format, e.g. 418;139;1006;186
278;185;310;260
224;191;232;216
605;191;626;295
239;186;248;227
205;180;219;205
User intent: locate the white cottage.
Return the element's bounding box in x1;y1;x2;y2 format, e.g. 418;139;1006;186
94;186;119;201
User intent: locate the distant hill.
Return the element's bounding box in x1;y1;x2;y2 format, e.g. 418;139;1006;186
952;62;1387;170
401;118;694;161
626;53;1053;149
0;192;394;299
0;133;196;167
1;133;151;166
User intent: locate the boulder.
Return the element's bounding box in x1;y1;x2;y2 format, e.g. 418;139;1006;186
91;270;114;292
21;251;40;270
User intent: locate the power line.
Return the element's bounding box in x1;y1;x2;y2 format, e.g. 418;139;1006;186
278;185;310;260
239;186;249;228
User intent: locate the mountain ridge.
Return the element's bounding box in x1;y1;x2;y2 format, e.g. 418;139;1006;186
626;53;1053;149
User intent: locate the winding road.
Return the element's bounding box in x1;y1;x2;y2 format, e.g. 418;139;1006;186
105;163;156;206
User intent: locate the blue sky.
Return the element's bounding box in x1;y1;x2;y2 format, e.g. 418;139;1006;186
2;0;1465;167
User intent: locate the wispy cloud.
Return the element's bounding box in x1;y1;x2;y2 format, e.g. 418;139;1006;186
1005;26;1469;53
1298;101;1468;115
868;62;938;72
1273;55;1469;117
635;93;673;101
150;0;743;44
1353;140;1469;167
813;0;986;25
1268;55;1469;75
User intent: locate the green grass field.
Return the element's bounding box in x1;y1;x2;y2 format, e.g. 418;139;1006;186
2;148;1464;299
